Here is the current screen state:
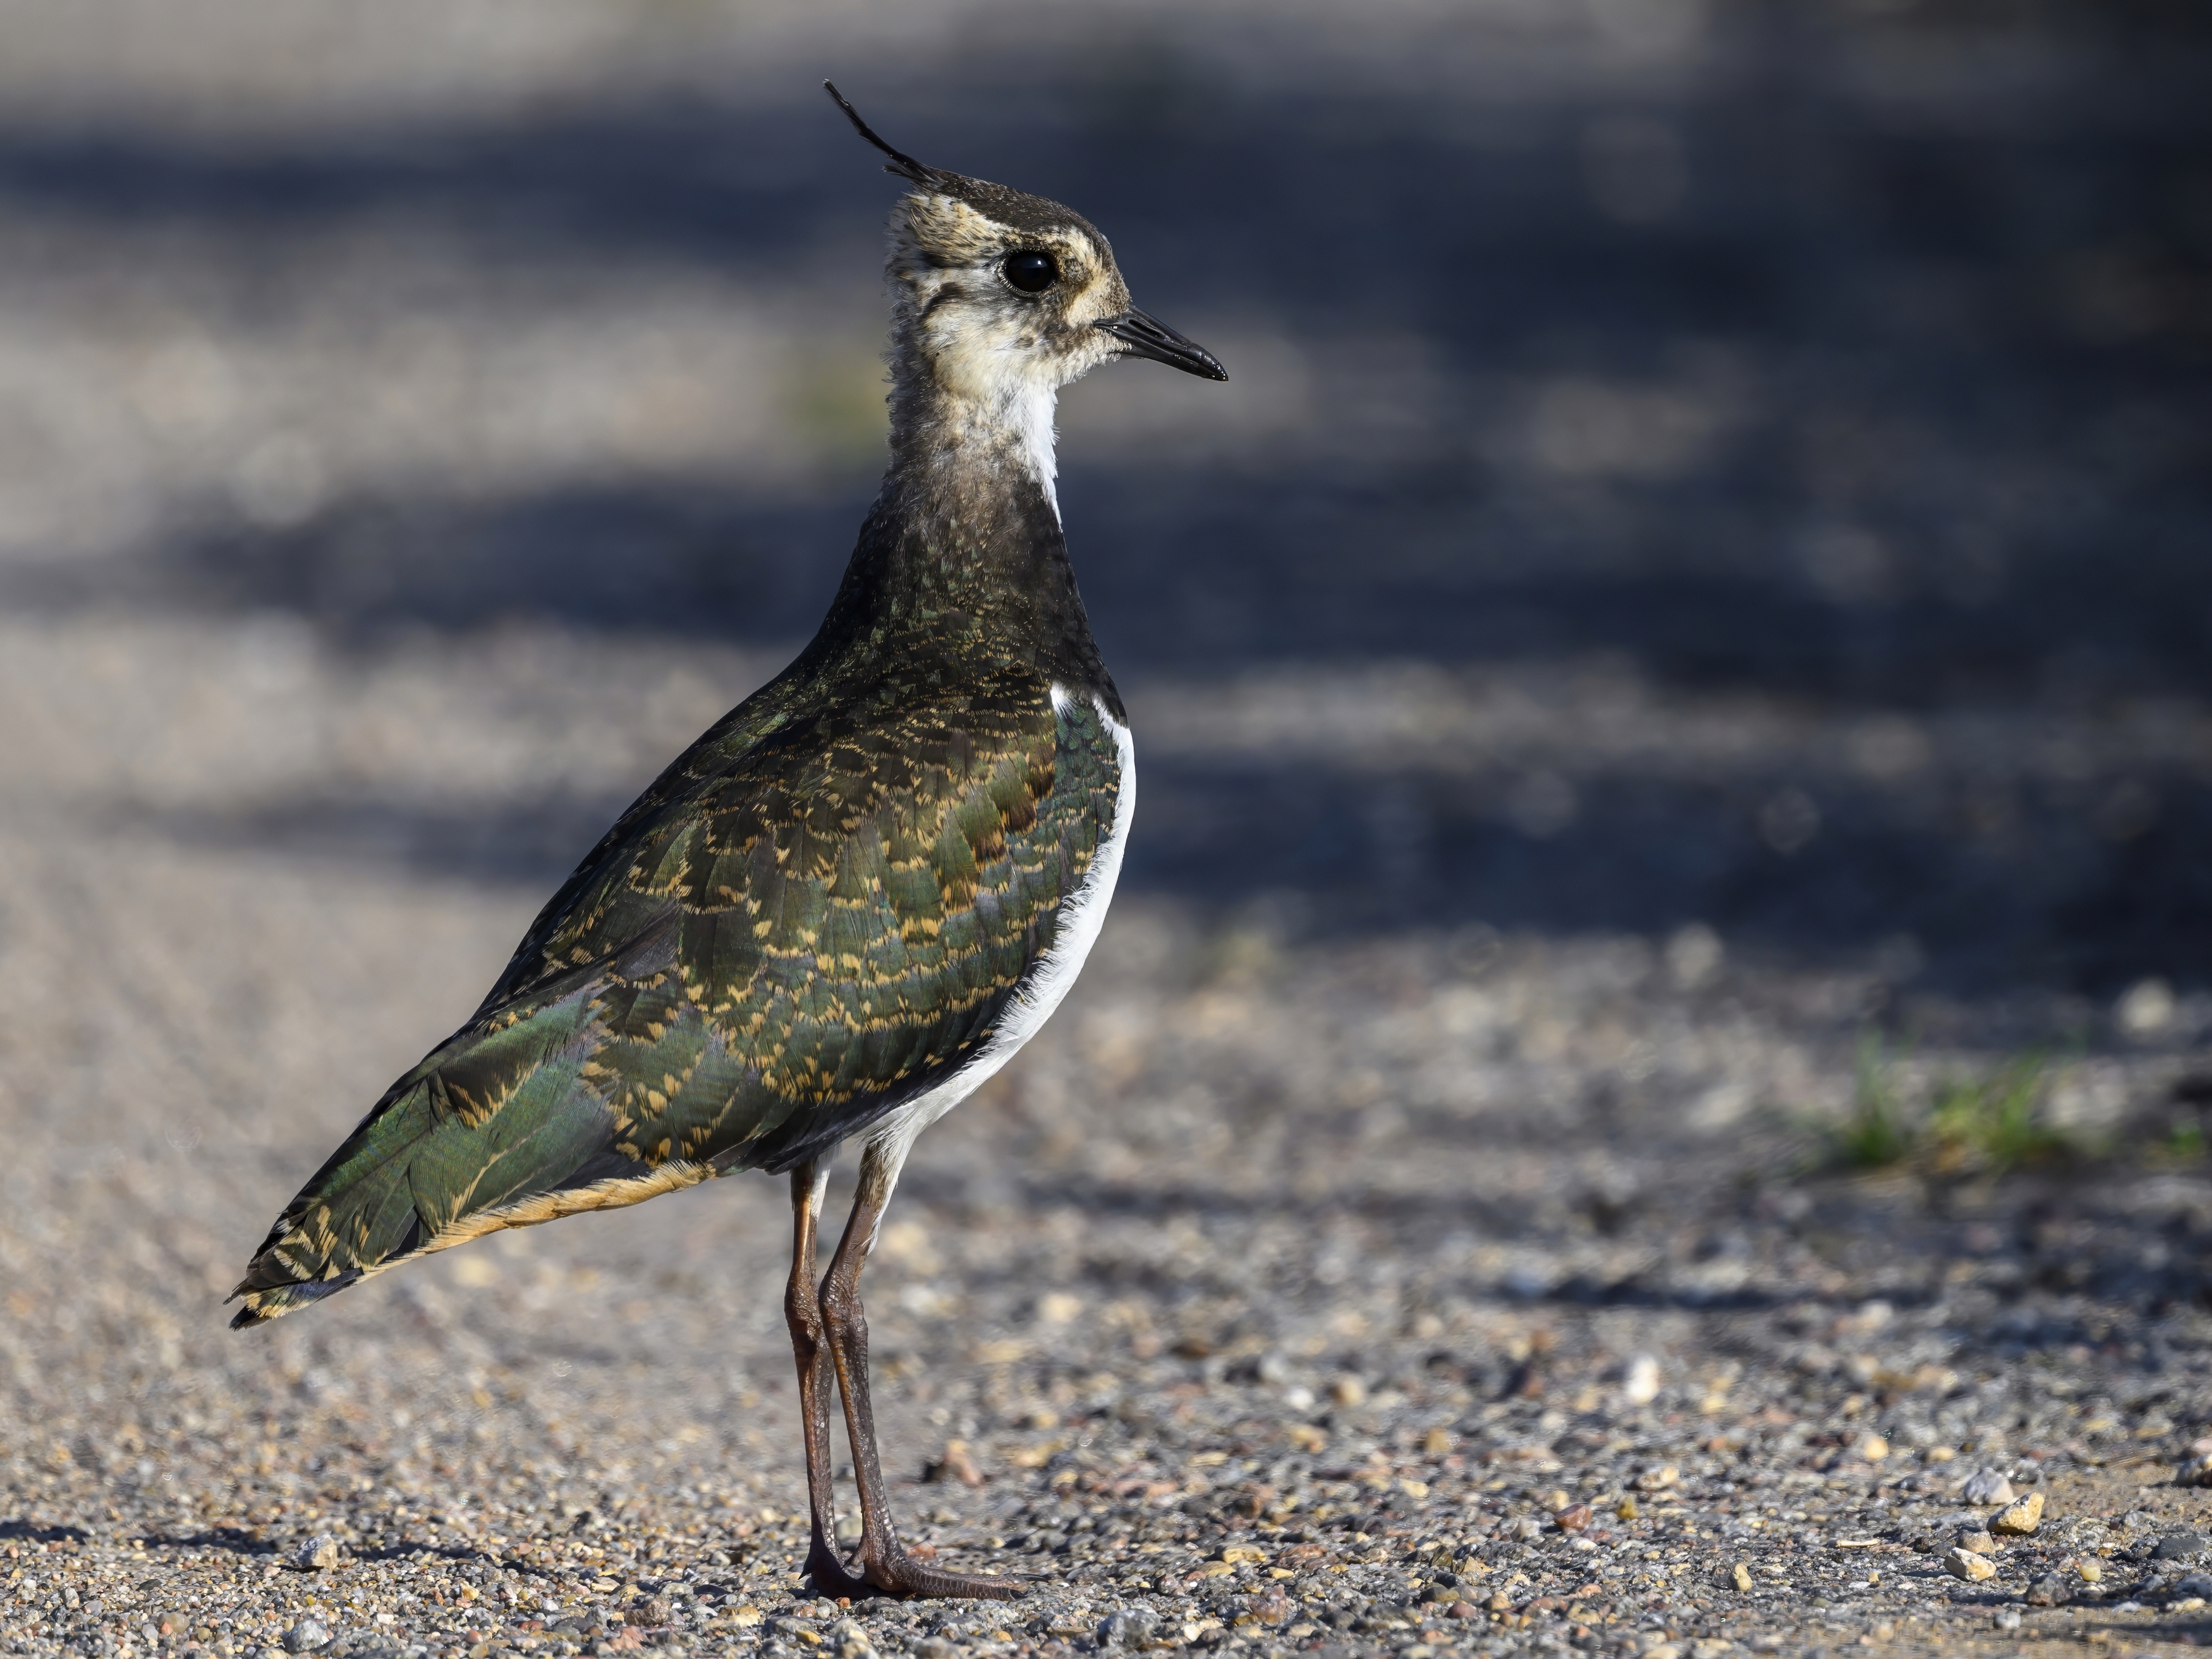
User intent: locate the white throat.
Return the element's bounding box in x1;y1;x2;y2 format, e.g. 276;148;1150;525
922;348;1065;523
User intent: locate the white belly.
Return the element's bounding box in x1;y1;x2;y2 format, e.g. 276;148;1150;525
862;686;1134;1170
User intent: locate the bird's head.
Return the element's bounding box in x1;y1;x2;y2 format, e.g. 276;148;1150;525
827;82;1226;426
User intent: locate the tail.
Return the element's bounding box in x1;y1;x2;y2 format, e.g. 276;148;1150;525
229;954;712;1327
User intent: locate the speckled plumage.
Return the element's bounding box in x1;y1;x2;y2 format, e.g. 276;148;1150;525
231;465;1126;1323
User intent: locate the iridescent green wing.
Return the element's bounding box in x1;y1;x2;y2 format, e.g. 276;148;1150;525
519;667;1122;1169
231;673;1122;1325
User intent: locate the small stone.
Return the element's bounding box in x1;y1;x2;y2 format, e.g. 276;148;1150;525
2154;1532;2209;1562
1622;1354;1662;1405
1636;1464;1680;1492
914;1639;959;1659
830;1617;875;1659
1445;1601;1479;1620
281;1619;331;1654
1960;1468;2015;1506
1958;1529;1996;1555
2023;1574;2070;1607
1329;1375;1367;1407
1860;1435;1889;1461
1616;1496;1639;1521
2119;977;2176;1033
2076;1559;2103;1583
1945;1547;1996;1582
922;1439;984;1487
2179;1452;2212;1487
286;1533;342;1572
1555;1504;1593;1533
1992;1492;2045;1535
1097;1608;1159;1649
1729;1562;1753;1592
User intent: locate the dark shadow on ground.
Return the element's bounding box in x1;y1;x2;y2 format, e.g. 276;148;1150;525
135;723;2212;996
11;456;2212;711
126;1526;274;1558
0;1519;93;1543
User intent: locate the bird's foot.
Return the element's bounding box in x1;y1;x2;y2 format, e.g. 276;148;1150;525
801;1543;872;1601
860;1545;1025;1601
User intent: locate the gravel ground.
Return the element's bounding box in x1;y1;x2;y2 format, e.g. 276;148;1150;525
4;4;2211;1658
6;616;2212;1659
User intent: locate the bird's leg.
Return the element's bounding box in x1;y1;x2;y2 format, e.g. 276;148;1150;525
820;1139;1022;1601
784;1159;868;1599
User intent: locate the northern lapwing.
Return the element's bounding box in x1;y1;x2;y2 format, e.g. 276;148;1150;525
229;83;1227;1601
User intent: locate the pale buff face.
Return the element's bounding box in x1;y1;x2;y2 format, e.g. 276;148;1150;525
888;192;1131;413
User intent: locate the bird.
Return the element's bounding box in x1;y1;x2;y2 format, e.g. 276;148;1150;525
228;82;1226;1602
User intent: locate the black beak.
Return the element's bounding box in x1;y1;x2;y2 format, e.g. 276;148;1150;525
1097;308;1229;381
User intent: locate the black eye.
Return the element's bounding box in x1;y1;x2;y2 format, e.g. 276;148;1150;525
1002;250;1057;293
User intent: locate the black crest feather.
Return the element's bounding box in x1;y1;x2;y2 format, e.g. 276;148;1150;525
821;80;1101;240
824;82;960;194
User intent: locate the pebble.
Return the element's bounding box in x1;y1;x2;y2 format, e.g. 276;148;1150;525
1957;1530;1996;1555
2077;1559;2104;1583
2023;1574;2070;1607
1992;1492;2045;1534
1555;1503;1593;1532
1960;1468;2015;1505
281;1617;331;1653
2180;1452;2212;1487
2154;1533;2209;1562
1728;1562;1754;1592
830;1616;876;1658
1945;1548;1996;1583
1623;1354;1662;1404
286;1534;341;1572
1098;1608;1158;1648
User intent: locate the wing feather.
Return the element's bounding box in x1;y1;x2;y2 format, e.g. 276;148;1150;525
231;671;1122;1325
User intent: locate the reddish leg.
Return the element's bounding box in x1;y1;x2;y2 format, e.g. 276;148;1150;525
819;1140;1023;1601
784;1160;868;1599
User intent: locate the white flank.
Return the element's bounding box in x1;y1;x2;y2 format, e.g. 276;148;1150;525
861;686;1134;1208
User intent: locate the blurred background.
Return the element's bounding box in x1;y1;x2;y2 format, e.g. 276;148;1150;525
3;0;2212;1612
4;0;2209;991
1;0;2207;998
